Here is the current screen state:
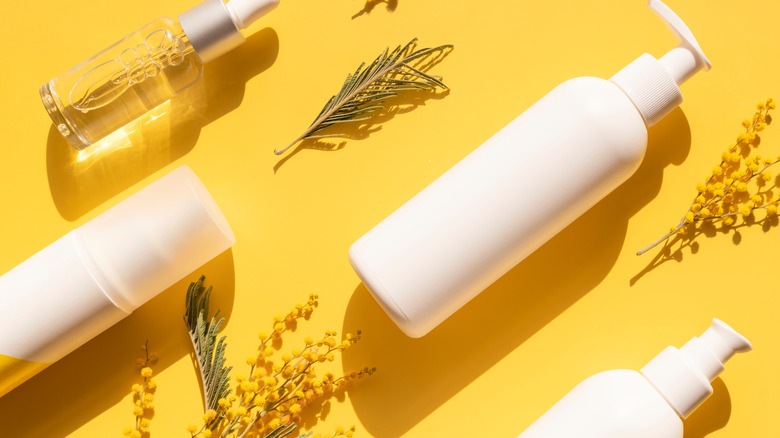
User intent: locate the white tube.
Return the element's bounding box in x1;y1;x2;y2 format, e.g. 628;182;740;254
0;166;235;397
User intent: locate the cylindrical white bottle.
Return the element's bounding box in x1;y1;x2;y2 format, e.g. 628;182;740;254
349;0;711;337
0;166;235;397
519;319;752;437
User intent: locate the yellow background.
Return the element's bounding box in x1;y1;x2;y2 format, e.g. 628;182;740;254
0;0;777;436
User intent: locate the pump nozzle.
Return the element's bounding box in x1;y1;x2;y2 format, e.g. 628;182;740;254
681;318;752;381
649;0;711;85
610;0;710;127
640;318;752;419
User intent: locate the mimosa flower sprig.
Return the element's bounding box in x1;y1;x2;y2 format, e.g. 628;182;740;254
122;342;158;438
125;276;372;438
637;98;777;255
274;38;453;156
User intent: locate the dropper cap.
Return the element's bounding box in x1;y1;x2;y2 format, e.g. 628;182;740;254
179;0;280;63
640;319;752;419
610;0;711;127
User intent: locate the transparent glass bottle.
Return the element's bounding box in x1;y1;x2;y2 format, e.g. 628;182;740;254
41;19;202;150
40;0;280;151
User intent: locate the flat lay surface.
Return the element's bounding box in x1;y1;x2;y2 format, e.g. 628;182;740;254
0;0;778;436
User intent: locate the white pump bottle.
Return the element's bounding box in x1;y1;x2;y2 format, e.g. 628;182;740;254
518;319;752;437
349;0;711;337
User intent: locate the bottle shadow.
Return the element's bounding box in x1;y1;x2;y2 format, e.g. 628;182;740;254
0;250;235;437
340;108;691;437
684;378;732;437
46;28;279;221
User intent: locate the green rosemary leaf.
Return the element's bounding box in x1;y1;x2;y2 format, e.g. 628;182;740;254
275;38;453;155
184;276;232;414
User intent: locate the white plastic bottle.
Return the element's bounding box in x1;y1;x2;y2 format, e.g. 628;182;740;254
40;0;280;151
518;319;752;437
349;0;711;337
0;166;235;397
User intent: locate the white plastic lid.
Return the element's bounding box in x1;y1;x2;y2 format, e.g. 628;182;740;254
610;0;711;127
641;319;752;419
179;0;280;63
77;166;236;312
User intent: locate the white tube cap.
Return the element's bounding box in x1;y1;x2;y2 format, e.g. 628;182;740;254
78;166;235;312
179;0;280;63
641;319;752;419
610;0;710;127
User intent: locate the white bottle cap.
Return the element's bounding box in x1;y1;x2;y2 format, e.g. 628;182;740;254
179;0;280;63
610;0;711;127
640;319;752;419
78;166;236;312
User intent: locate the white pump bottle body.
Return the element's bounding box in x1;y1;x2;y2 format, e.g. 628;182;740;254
349;0;711;337
517;319;752;437
349;78;646;337
518;370;682;438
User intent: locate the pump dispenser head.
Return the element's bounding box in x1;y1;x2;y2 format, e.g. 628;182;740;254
610;0;710;127
179;0;280;63
641;319;752;419
650;0;711;84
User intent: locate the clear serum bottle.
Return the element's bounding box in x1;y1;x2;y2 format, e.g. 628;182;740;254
40;0;280;150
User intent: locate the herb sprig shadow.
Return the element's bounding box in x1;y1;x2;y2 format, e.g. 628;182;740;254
352;0;398;19
274;39;453;158
272;89;449;172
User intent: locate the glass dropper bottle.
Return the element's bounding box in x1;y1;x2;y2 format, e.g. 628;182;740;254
40;0;279;151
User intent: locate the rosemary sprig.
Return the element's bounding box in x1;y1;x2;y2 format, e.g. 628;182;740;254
184;276;233;418
274;38;452;155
